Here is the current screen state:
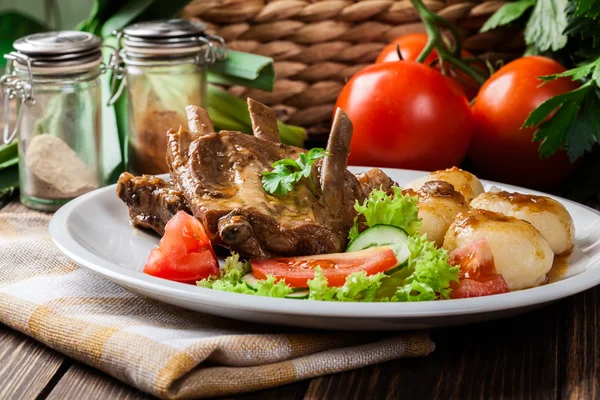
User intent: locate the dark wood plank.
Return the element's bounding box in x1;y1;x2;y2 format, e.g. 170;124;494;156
0;324;68;400
304;286;600;400
222;380;310;400
46;363;310;400
47;363;153;400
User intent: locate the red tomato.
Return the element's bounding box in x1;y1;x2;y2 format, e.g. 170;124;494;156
251;247;397;288
375;33;484;99
376;33;438;65
144;211;219;283
448;239;509;299
336;61;473;171
470;56;579;188
451;277;509;299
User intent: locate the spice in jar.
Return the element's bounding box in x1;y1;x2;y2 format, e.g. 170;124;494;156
111;19;224;175
1;31;105;211
25;133;99;199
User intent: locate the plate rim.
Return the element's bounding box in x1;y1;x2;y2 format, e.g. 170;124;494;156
49;166;600;319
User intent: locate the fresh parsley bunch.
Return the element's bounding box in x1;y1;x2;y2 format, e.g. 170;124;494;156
262;148;329;196
482;0;600;162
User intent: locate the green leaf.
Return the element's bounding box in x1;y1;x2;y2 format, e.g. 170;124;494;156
0;164;19;199
198;253;292;298
307;267;387;302
207;85;306;147
523;83;591;128
0;157;18;170
349;187;421;241
135;0;192;22
198;253;250;290
525;0;569;52
538;59;600;83
253;275;293;298
262;164;297;196
0;11;47;67
262;148;328;196
533;100;581;157
208;50;275;91
388;235;459;302
565;91;600;161
480;0;535;32
209;107;251;134
297;148;329;179
574;0;600;19
0;142;18;166
524;82;593;158
100;0;155;37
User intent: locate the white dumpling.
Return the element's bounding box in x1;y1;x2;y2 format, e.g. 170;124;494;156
403;181;469;247
470;191;575;255
404;167;484;202
443;209;554;290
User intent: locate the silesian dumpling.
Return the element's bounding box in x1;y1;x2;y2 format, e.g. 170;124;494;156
443;209;554;290
404;167;485;202
403;181;469;247
470;191;574;255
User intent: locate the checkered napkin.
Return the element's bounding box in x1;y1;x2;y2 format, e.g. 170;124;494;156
0;211;434;399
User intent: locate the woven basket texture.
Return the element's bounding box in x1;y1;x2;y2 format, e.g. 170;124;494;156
183;0;525;142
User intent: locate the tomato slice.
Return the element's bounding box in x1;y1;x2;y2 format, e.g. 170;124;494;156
448;239;509;299
450;276;509;299
251;247;397;288
144;211;219;283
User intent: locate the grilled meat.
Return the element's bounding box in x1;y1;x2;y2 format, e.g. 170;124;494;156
355;168;396;195
117;99;396;258
166;105;363;257
117;173;189;235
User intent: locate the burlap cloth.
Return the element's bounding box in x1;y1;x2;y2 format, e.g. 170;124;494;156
0;211;434;399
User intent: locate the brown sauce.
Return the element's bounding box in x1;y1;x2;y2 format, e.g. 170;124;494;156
418;181;467;205
546;255;570;284
495;191;555;213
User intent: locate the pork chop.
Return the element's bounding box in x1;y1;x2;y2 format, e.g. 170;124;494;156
166;102;363;257
117;99;397;258
117;173;189;236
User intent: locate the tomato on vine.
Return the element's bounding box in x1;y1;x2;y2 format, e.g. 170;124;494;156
336;0;485;171
337;61;473;170
469;56;579;188
376;33;484;99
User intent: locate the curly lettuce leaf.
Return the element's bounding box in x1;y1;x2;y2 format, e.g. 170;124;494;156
387;235;459;302
254;275;293;298
197;254;292;298
307;267;387;302
349;187;421;241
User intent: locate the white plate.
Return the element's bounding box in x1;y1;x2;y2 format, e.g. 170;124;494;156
49;167;600;331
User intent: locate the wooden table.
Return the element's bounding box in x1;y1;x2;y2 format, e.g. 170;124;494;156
2;197;600;400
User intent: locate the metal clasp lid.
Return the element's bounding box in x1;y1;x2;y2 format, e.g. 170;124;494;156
107;19;228;106
1;53;35;144
1;31;104;144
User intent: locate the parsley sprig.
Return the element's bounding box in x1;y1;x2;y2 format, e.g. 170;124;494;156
482;0;600;162
262;148;329;196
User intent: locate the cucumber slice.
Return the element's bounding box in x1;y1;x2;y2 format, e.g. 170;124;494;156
285;290;309;299
241;272;259;290
346;224;411;268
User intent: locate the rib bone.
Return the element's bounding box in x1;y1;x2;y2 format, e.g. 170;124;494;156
320;107;353;213
186;105;214;136
247;98;280;143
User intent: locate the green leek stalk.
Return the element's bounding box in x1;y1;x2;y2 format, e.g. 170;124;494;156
207;50;275;91
207;85;306;147
0;142;18;198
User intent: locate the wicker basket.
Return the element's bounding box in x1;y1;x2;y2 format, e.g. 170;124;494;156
182;0;525;143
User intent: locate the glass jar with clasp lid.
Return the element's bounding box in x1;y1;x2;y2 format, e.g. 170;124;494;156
1;31;107;211
109;19;227;175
